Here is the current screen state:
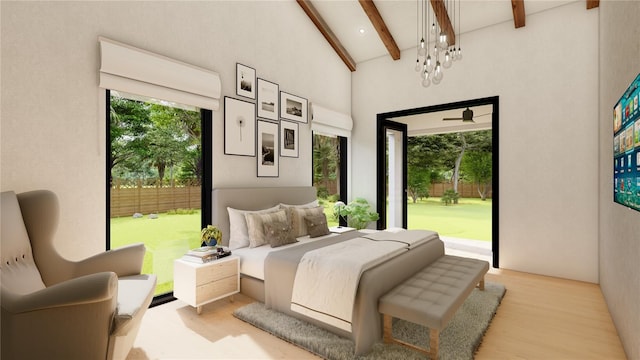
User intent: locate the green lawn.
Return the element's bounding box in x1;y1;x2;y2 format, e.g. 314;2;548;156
407;197;492;241
110;211;201;295
110;198;490;295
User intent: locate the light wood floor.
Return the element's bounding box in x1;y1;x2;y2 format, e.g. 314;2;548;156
127;269;627;359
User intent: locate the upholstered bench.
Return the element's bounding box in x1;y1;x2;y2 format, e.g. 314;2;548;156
378;255;489;358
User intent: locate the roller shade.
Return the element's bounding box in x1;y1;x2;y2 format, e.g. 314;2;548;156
310;103;353;138
99;37;222;110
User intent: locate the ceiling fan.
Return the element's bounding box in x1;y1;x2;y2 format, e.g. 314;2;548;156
442;107;490;122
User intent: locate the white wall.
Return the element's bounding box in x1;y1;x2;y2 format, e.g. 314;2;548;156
598;2;640;358
352;2;599;282
0;1;351;259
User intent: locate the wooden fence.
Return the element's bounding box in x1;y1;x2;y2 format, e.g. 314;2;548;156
427;182;492;199
110;181;200;218
109;180;488;217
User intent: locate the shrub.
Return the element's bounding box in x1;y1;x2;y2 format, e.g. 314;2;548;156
441;189;460;206
167;208;198;215
316;187;329;199
334;198;379;229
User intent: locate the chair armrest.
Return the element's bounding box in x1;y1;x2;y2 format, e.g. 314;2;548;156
74;243;146;277
1;272;117;314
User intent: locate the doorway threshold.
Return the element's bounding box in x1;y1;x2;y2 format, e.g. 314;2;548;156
440;236;492;267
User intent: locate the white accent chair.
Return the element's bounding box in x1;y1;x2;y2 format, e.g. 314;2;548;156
1;190;157;360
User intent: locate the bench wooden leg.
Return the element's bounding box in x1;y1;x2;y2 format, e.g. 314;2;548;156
382;314;439;359
430;328;439;358
383;314;393;344
478;276;485;291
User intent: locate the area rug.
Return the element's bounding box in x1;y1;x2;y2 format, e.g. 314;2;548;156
233;282;506;360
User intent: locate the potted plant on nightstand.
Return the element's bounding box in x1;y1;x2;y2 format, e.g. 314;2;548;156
200;225;222;247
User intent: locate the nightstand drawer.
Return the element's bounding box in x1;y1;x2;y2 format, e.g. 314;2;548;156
195;257;238;286
174;255;240;314
196;275;238;304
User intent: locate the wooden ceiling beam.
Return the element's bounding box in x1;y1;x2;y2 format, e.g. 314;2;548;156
296;0;357;72
586;0;599;9
430;0;456;46
358;0;400;60
511;0;526;28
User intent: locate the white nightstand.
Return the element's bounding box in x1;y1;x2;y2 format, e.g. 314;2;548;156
329;226;355;234
173;255;239;314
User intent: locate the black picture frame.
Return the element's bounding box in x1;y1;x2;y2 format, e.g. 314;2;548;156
280;120;299;158
280;91;308;123
236;63;256;99
257;78;279;121
224;96;256;156
257;120;279;177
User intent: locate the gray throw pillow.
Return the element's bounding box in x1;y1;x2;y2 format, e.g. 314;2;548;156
263;220;297;247
290;206;325;237
304;214;330;238
245;209;288;248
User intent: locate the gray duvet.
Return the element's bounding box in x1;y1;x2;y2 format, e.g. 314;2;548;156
263;231;445;355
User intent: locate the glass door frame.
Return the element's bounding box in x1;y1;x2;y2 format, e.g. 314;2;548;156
376;118;408;230
375;96;500;268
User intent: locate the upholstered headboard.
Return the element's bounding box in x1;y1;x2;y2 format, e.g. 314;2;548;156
211;187;317;246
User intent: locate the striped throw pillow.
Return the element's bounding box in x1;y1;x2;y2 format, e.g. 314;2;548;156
245;209;288;248
289;206;325;237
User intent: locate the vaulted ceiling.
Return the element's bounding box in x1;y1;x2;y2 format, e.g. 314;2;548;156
297;0;599;72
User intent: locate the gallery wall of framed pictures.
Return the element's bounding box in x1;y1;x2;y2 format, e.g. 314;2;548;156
224;63;308;178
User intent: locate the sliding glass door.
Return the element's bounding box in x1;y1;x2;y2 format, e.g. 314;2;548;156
376;119;408;229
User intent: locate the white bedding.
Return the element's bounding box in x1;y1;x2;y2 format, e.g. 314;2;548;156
233;232;339;280
362;229;438;249
290;237;407;332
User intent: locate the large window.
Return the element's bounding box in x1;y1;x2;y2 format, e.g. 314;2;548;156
312;133;347;227
107;90;211;300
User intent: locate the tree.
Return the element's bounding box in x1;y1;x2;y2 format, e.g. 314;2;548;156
110;97;202;187
313;135;339;196
406;135;459;202
109;97;152;186
146;124;187;186
451;132;467;200
407;130;492;204
449;130;492;202
462;151;492;200
150;104;202;184
147;104;199;186
407;134;459;171
407;165;430;203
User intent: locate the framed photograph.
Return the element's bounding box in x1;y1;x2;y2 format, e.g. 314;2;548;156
280;91;308;123
280;121;299;158
224;97;256;156
257;78;279;121
236;63;256;99
257;120;279;177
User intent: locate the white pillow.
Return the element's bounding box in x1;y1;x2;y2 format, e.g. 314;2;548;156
227;205;280;250
279;200;319;209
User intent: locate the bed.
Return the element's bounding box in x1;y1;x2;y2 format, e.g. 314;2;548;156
212;186;445;355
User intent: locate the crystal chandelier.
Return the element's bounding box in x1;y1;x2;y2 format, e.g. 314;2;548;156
415;0;461;87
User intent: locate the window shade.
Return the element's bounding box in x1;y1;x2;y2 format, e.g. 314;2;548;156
98;37;222;110
310;103;353;138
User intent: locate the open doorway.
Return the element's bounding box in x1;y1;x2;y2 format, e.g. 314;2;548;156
376;96;499;267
